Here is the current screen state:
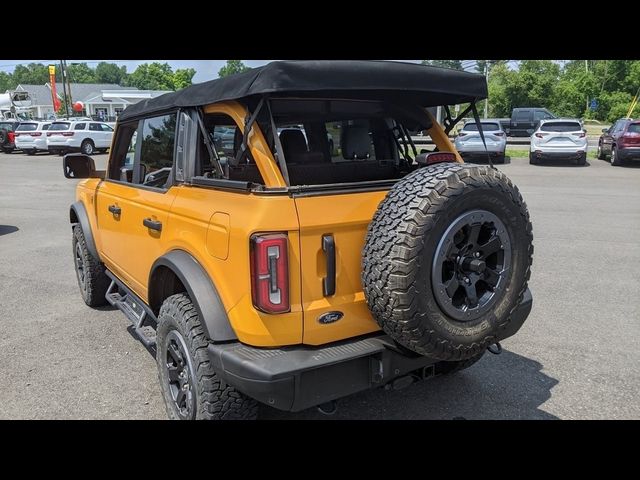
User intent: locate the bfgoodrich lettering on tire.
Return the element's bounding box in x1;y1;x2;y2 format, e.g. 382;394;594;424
362;163;533;361
156;293;258;420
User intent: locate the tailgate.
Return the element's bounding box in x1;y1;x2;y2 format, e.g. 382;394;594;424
294;190;387;345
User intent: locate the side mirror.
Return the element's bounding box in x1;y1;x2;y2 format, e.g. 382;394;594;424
63;154;102;179
602;128;609;134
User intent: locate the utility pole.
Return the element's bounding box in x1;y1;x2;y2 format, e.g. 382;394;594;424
59;60;70;118
484;61;489;119
585;60;589;114
63;60;73;110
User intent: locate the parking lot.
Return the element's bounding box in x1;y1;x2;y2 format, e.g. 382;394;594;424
0;151;639;420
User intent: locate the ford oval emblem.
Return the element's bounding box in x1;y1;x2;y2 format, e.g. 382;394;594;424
318;311;344;325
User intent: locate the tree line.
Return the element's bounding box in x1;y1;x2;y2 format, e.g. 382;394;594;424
0;61;197;93
423;60;640;122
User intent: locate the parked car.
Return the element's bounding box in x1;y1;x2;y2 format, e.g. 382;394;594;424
63;60;533;420
597;118;640;166
529;118;587;165
499;108;556;137
0;120;21;153
14;121;52;155
47;120;114;155
454;120;506;163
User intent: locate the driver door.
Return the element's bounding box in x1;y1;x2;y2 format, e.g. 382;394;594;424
96;113;179;299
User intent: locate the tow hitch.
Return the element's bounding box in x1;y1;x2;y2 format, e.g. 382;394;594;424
487;342;502;355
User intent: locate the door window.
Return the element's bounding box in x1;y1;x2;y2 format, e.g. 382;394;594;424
137;113;177;188
108;122;139;184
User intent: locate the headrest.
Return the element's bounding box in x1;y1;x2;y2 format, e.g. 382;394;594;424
341;126;371;160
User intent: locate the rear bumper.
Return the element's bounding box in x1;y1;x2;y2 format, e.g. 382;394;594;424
532;150;586;160
618;147;640;160
208;289;533;412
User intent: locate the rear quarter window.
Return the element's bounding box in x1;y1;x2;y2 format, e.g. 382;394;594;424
627;123;640;134
49;123;70;131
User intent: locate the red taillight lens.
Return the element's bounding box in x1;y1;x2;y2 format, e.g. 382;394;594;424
62;132;74;137
31;132;42;137
46;132;52;137
494;132;505;137
535;133;544;138
8;132;15;142
250;233;290;314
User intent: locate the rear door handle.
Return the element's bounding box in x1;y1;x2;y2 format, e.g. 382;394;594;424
108;204;121;215
322;234;336;296
143;218;162;232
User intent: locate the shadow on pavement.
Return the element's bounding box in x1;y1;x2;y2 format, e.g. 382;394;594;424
259;349;559;420
0;225;19;237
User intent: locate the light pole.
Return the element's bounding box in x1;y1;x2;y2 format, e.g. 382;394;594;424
59;60;70;118
484;61;489;119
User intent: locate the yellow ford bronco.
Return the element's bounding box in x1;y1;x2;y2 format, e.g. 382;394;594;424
64;60;533;420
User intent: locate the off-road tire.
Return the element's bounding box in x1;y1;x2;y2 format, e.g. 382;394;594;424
611;146;622;166
436;351;485;375
156;293;259;420
362;163;533;361
72;224;110;307
81;139;95;155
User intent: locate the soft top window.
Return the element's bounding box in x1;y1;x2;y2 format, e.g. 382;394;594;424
464;122;500;131
540;121;582;132
16;123;38;131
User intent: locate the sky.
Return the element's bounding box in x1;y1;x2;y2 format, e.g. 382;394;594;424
0;60;486;83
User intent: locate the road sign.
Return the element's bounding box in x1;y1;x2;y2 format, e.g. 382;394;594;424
590;99;598;110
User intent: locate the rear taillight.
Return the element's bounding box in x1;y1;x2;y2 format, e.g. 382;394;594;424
62;132;74;137
8;132;15;142
250;233;290;314
535;133;545;138
31;132;42;137
573;132;586;138
494;132;505;137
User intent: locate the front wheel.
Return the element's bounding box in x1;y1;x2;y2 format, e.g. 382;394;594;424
156;293;258;420
72;225;110;307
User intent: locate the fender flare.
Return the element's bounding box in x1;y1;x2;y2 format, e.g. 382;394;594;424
149;250;237;342
69;201;99;260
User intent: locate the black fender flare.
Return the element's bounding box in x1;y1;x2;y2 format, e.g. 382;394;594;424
69;201;99;260
149;250;237;342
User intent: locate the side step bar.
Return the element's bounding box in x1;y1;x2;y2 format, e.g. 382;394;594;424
105;270;158;348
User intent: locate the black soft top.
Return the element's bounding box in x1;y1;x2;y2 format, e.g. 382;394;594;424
119;60;487;121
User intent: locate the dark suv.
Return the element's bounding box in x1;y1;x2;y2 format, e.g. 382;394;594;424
597;118;640;166
0;120;20;153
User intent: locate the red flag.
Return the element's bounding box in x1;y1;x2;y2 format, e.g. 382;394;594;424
49;65;61;112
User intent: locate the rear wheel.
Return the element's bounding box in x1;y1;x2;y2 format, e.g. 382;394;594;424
611;146;622;166
529;152;538;164
27;149;36;156
494;154;506;164
156;293;258;420
576;152;586;166
596;143;606;160
81;139;95;155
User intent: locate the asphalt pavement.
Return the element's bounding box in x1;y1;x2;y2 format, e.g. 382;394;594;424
0;151;638;419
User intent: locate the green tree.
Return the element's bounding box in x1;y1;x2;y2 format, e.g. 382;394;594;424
486;62;513;117
421;60;463;70
66;62;96;83
127;62;175;90
218;60;250;77
95;62;127;85
0;71;14;92
12;63;49;85
172;68;196;90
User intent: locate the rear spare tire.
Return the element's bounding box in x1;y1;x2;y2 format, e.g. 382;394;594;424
362;163;533;361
